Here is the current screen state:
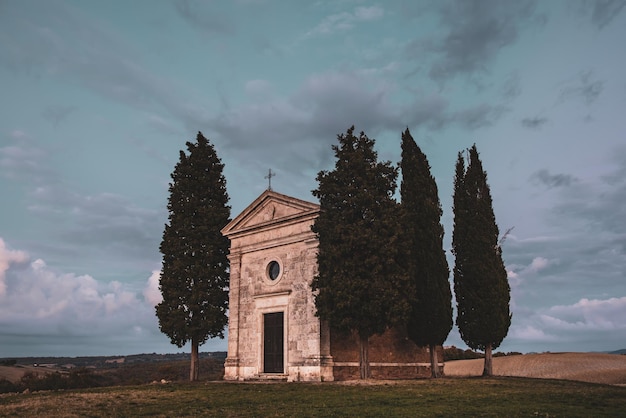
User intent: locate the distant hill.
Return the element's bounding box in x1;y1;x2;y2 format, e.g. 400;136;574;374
0;352;227;369
608;349;626;355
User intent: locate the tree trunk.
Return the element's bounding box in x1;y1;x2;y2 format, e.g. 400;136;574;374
190;337;199;381
482;343;493;377
358;333;370;380
429;344;440;378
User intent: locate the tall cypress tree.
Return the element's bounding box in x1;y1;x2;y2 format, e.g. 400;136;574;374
156;132;231;381
400;128;452;378
312;126;408;379
452;144;511;376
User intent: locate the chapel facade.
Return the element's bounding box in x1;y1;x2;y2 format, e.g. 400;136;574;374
221;189;439;381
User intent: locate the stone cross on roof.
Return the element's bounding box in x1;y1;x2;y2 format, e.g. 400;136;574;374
265;168;275;191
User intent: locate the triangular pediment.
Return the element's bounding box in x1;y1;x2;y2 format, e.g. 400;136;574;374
221;190;319;237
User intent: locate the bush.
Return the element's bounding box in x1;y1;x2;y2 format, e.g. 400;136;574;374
443;346;484;361
0;378;19;393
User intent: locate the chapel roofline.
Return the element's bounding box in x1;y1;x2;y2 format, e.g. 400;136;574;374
221;189;319;238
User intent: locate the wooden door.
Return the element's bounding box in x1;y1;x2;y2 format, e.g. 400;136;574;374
263;312;284;373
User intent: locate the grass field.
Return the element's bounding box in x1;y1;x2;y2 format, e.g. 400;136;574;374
1;378;625;417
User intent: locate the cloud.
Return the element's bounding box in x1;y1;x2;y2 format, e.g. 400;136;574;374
450;103;508;130
583;0;626;29
0;131;56;184
500;149;626;353
543;297;626;331
0;243;140;323
0;1;209;135
209;70;403;176
0;238;164;353
504;296;626;351
173;0;235;36
426;0;538;84
27;186;163;266
143;270;163;307
501;72;522;100
305;5;384;37
509;324;556;342
0;238;29;297
1;128;164;277
521;116;548;129
547;150;626;234
558;70;604;106
530;169;578;188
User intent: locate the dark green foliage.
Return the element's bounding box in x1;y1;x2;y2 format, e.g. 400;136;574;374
0;358;226;394
311;127;408;377
16;368;106;392
399;129;452;367
442;346;484;361
156;132;230;380
452;145;511;355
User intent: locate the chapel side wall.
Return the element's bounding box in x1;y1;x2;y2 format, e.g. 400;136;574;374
330;328;440;380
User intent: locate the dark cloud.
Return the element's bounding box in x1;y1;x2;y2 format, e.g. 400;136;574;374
28;186;163;268
173;0;235;36
1;131;163;276
0;1;209;137
208;71;403;175
427;0;538;85
521;116;548;129
559;70;604;106
584;0;626;29
501;72;522;101
530;169;578;188
451;103;508;130
0;132;56;184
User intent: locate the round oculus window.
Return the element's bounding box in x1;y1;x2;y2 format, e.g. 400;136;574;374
267;261;280;280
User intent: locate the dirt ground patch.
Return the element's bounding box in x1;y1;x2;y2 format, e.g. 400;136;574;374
444;352;626;385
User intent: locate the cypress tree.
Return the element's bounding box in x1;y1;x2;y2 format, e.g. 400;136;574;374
311;126;408;379
156;132;231;381
400;128;452;378
452;144;511;376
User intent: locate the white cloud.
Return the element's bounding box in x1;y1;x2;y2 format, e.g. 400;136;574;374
504;296;626;352
0;238;156;342
528;256;549;273
354;6;384;21
305;5;385;37
143;270;163;306
0;237;29;296
509;324;556;342
545;297;626;331
506;256;552;282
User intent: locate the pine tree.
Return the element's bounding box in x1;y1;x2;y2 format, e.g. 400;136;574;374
400;128;452;378
452;144;511;376
311;126;408;379
156;132;231;381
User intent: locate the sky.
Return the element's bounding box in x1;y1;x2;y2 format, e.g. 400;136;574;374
1;0;625;358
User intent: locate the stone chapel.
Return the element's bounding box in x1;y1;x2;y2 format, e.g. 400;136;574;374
221;189;439;381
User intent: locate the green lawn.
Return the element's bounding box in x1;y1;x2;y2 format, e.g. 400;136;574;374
1;377;624;417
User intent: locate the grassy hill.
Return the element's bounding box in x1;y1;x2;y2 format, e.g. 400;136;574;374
1;378;625;417
444;352;626;386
